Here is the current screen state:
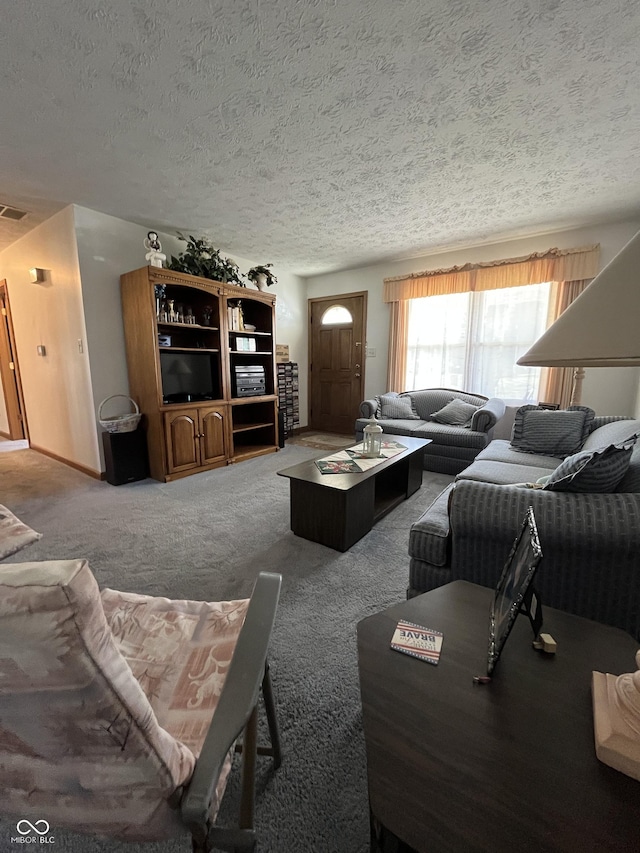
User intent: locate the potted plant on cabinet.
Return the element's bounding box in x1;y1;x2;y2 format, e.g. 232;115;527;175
168;234;245;286
247;264;278;291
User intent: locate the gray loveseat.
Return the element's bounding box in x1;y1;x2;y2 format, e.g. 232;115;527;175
408;414;640;639
356;388;506;474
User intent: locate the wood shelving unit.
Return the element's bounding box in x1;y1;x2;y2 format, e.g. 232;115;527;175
120;265;278;482
232;422;273;433
160;347;220;353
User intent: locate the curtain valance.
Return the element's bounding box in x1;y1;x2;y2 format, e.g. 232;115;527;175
383;245;600;303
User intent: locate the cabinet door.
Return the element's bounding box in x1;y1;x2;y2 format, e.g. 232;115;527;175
165;409;199;473
199;406;227;465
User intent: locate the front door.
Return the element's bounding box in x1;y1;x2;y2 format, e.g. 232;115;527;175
0;281;27;440
308;292;367;434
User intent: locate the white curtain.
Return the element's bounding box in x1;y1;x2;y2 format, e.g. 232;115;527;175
405;283;551;399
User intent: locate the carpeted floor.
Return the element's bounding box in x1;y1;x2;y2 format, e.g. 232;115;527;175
0;442;452;853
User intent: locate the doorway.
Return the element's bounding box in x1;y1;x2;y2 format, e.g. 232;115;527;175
0;281;28;440
308;292;367;434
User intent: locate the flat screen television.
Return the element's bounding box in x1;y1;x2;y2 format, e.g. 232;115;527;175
160;351;218;403
487;506;543;675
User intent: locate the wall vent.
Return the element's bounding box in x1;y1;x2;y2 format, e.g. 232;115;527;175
0;204;28;221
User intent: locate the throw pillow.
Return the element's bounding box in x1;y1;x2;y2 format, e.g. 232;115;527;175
511;405;595;457
375;392;420;420
616;444;640;493
543;439;636;493
581;418;640;452
431;399;480;426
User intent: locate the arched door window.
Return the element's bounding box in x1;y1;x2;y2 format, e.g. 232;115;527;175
321;305;353;325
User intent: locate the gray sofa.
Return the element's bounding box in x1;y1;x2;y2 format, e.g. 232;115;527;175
408;415;640;639
356;388;506;474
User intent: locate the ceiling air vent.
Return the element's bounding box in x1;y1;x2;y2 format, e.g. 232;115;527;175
0;204;28;221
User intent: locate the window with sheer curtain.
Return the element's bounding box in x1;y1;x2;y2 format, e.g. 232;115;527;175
384;245;600;405
405;282;551;400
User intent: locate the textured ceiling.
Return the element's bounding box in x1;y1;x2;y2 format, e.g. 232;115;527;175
1;0;640;275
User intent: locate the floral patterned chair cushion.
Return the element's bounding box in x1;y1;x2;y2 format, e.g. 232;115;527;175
101;587;249;812
0;559;249;843
101;588;248;755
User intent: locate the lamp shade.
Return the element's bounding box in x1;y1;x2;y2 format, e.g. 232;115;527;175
517;230;640;367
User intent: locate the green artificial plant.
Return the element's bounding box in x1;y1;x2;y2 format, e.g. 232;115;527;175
168;233;245;286
246;264;278;288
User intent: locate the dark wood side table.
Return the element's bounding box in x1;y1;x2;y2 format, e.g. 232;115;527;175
357;581;640;853
277;436;430;551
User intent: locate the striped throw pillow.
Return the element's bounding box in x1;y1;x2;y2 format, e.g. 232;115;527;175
582;418;640;451
375;393;420;420
430;399;480;426
543;439;636;493
616;443;640;493
511;405;594;456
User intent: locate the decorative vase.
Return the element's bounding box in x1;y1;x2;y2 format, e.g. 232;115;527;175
254;273;268;291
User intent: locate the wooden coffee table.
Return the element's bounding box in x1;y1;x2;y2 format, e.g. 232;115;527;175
357;581;640;853
277;435;430;551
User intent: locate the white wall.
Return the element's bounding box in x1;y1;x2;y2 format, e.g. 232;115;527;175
0;206;99;470
74;207;184;468
271;270;308;427
305;218;640;415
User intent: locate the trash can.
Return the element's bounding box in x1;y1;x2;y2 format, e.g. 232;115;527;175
102;426;149;485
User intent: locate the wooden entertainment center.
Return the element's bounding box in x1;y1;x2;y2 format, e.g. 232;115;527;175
120;266;278;482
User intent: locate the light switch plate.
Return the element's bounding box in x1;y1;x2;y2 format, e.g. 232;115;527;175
366;347;376;357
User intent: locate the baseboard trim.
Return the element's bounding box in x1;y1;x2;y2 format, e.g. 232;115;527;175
29;443;103;480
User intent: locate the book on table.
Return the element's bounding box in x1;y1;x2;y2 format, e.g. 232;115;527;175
391;620;443;665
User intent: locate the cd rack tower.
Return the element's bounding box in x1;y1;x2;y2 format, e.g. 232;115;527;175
277;362;299;439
